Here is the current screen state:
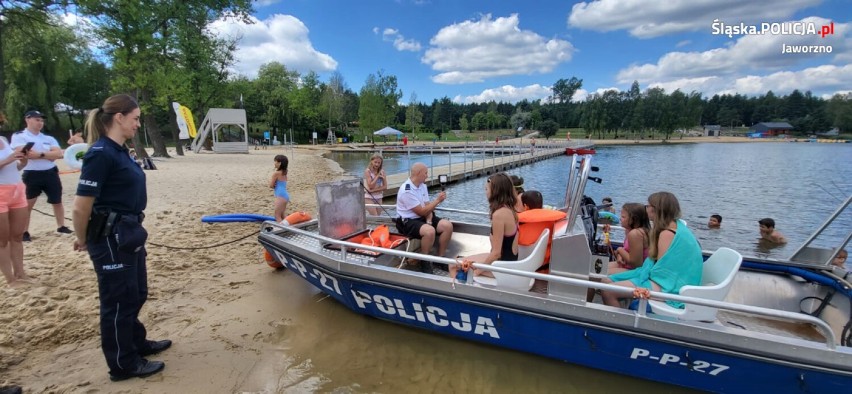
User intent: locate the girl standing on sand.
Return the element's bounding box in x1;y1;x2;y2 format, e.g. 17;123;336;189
269;155;289;222
0;136;29;287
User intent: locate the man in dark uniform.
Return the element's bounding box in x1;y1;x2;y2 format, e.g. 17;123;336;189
72;96;169;381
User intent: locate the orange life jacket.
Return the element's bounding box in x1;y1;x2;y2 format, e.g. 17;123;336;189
518;209;567;264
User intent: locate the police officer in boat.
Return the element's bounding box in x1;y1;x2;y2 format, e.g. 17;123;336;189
395;163;453;272
72;94;171;381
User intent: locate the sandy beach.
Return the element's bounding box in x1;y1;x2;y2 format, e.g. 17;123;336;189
0;146;346;393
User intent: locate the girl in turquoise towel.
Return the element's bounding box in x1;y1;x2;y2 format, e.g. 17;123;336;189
601;192;703;308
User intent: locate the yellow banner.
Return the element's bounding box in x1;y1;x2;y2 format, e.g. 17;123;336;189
180;105;197;138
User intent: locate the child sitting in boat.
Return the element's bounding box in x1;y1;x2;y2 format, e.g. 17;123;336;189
454;173;519;279
510;175;525;212
517;190;565;269
608;203;650;275
600;192;703;309
833;249;848;277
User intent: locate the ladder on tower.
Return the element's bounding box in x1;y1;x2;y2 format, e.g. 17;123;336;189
326;129;336;144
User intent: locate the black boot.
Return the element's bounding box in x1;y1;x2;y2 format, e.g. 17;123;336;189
109;359;165;382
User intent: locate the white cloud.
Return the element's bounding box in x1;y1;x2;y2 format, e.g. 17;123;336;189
568;0;821;38
454;84;553;104
675;40;691;48
724;64;852;96
617;17;849;84
379;27;422;52
422;14;575;84
209;14;337;78
639;65;852;98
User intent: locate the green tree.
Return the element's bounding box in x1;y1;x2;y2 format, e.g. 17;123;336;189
510;109;531;136
77;0;253;157
321;71;348;132
459;113;469;132
255;62;298;141
550;77;583;104
1;8;88;132
826;94;852;132
290;70;323;141
432;96;453;133
539;119;558;139
358;70;402;134
404;92;422;133
471;111;486;130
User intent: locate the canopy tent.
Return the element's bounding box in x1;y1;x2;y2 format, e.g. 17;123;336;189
373;126;403;136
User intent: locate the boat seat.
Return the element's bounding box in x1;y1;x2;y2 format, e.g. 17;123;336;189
648;247;743;322
473;229;550;291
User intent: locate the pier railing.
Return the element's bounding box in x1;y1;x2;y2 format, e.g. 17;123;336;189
373;139;592;197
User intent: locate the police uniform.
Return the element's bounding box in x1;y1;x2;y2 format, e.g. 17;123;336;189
11;129;62;203
395;178;442;238
76;137;153;376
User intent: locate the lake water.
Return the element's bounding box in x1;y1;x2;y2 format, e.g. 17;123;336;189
328;142;852;259
303;142;851;393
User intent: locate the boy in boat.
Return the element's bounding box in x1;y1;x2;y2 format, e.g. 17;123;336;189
395;163;454;271
758;218;787;244
832;249;847;276
708;214;722;229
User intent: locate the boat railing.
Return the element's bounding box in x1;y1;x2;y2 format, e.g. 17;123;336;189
788;194;852;266
365;204;490;218
263;220;838;349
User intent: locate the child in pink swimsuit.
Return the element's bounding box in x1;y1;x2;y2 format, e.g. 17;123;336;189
609;203;650;275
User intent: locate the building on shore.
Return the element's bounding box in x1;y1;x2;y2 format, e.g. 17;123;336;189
703;125;722;137
749;122;794;138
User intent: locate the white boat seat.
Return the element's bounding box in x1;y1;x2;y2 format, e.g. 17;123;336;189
648;247;743;322
473;229;550;291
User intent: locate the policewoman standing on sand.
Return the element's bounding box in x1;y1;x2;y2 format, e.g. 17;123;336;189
72;94;171;381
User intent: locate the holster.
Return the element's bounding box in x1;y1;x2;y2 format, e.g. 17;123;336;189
87;211;118;242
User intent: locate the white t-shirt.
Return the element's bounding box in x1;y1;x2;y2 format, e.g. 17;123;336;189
396;178;429;219
0;137;22;185
11;129;60;171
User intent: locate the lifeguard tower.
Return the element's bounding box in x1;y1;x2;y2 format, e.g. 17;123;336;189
191;108;249;153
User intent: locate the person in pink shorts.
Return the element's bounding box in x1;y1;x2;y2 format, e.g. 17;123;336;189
0;136;30;286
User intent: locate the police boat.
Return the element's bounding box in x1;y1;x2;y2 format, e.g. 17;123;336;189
257;155;852;393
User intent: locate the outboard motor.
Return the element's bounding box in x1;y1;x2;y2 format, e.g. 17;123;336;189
580;195;599;251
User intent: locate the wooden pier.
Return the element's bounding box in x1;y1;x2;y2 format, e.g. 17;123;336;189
365;139;593;197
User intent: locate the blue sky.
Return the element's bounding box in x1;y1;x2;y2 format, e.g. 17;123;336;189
207;0;851;103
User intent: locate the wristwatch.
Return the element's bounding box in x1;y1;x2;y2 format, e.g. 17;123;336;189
39;152;45;158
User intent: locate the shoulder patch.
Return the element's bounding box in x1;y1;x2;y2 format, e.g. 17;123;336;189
404;184;411;190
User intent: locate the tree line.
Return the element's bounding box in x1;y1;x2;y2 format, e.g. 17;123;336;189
3;1;851;157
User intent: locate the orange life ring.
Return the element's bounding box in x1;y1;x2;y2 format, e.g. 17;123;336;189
264;249;283;269
282;211;312;225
